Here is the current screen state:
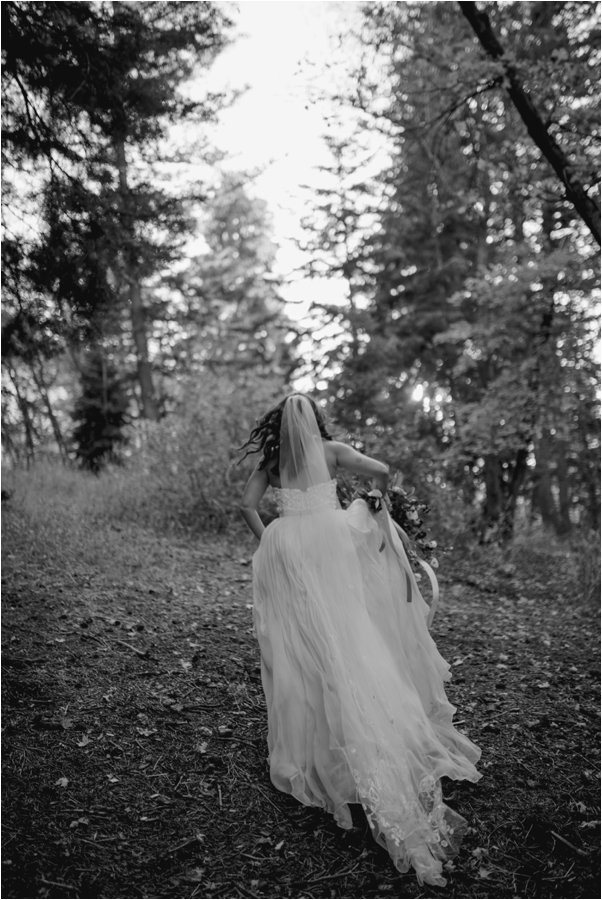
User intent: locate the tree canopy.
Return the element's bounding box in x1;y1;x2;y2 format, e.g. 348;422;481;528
2;0;599;537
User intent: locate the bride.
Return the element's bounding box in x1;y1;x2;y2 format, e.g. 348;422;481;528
239;393;481;887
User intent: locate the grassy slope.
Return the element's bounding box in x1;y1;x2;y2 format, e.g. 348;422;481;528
1;469;600;900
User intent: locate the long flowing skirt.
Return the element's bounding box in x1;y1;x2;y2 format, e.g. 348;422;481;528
252;497;481;887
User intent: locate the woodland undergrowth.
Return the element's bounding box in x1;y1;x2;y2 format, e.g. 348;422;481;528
1;464;600;900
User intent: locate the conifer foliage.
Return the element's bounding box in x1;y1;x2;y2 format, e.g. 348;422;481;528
71;349;129;473
2;0;233;456
303;1;600;538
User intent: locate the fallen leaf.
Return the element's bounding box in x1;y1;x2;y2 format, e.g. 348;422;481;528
182;867;205;884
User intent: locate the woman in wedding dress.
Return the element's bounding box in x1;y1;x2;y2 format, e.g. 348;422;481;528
239;393;481;887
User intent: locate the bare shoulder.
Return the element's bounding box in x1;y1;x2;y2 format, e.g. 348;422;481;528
324;440;345;458
323;440;351;466
323;440;338;470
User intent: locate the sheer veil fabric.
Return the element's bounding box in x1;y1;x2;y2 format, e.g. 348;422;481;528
252;395;481;887
279;393;331;491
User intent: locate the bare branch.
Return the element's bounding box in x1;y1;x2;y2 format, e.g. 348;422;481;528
459;1;600;245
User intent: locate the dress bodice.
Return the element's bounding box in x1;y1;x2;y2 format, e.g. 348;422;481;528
273;479;339;516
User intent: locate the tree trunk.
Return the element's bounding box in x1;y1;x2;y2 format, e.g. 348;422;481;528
459;1;601;245
28;357;68;461
585;476;601;531
481;446;530;541
533;430;560;531
1;419;19;466
581;436;601;531
6;363;36;464
342;226;361;358
555;438;572;535
114;136;159;421
500;447;529;541
480;454;504;540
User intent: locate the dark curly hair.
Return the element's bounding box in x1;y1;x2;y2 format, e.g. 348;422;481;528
239;393;333;475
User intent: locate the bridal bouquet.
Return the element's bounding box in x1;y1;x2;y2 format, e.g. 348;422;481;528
386;485;439;568
352;483;438;569
337;475;441;624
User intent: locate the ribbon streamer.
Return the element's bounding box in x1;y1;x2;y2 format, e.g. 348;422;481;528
376;506;441;630
359;497;441;630
416;557;440;629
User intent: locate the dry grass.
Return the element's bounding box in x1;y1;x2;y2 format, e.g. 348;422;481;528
2;464;600;899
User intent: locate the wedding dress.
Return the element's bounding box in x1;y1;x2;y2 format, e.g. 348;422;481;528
252;397;481;887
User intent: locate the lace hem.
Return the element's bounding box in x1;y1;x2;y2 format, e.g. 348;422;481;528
347;760;464;886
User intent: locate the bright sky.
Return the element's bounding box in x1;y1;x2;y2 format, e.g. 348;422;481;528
202;0;365;319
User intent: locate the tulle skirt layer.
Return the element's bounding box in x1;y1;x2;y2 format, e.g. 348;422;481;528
253;499;481;887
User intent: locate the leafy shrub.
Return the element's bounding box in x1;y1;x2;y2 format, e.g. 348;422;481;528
508;523;601;605
335;423;474;555
112;373;285;533
4;376;479;544
3;373;286;537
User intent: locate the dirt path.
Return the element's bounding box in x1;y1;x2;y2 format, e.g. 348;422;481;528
2;498;599;899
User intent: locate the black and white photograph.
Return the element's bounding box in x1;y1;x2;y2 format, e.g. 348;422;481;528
1;1;600;898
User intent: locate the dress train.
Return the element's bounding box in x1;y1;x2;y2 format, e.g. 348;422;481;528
252;480;481;886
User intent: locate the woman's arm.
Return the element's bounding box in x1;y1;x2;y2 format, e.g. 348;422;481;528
239;464;269;541
331;441;390;493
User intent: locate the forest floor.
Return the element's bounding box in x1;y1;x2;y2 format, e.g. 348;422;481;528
1;480;600;900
